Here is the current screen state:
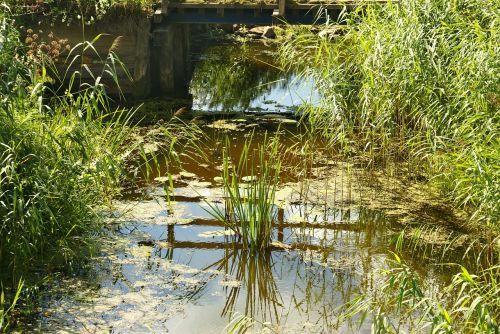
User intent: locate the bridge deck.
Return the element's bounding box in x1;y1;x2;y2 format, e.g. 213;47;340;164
155;0;389;24
169;0;384;10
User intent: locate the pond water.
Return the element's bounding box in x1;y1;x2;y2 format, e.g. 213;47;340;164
190;41;320;113
30;39;468;333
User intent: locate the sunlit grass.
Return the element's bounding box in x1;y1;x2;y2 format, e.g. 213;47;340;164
206;132;281;250
279;0;500;227
339;233;500;333
0;279;23;332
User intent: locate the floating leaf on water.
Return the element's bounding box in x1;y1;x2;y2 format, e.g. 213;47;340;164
241;175;257;182
271;240;292;250
130;246;152;257
279;118;298;124
179;171;197;179
302;321;316;329
287;214;306;224
154;241;172;249
198;230;235;238
166;262;203;275
206;120;240;130
274;186;294;203
175;218;194;225
220;279;241;288
187;180;212;188
142;142;159;154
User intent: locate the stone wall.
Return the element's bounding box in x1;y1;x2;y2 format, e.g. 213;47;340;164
32;16;151;100
28;17;195;101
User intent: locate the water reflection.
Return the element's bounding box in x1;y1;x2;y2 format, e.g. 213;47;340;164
29;39;466;333
190;42;319;113
209;248;282;322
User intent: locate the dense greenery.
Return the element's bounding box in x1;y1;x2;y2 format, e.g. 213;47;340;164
278;0;500;332
280;0;499;227
6;0;152;24
1;0;499;331
0;7;137;329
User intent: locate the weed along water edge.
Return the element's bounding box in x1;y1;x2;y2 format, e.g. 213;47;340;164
9;39;489;333
1;3;499;333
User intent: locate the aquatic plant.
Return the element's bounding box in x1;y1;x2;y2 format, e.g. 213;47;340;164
279;0;500;227
206;132;281;250
339;235;500;334
0;279;23;332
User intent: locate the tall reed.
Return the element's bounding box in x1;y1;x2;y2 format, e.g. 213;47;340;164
0;7;134;276
0;279;23;332
339;243;500;333
206;132;281;250
279;0;500;227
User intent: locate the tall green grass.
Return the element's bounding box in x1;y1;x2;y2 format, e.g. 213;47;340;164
0;6;134;279
280;0;499;227
339;238;500;333
0;279;23;332
206;132;281;250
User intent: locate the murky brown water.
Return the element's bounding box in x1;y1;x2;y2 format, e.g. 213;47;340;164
30;40;470;333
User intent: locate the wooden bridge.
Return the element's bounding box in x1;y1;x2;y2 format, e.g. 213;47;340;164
149;0;388;98
153;0;385;25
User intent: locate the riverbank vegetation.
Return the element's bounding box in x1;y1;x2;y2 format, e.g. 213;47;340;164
0;6;140;329
280;0;499;229
279;0;499;332
1;0;499;331
6;0;153;24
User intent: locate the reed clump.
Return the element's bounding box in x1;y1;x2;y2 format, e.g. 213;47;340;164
339;246;500;333
279;0;499;227
206;133;281;250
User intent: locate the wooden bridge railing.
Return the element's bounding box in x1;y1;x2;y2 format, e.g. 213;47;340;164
153;0;385;23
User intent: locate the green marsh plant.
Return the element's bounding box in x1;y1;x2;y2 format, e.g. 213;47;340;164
0;7;136;277
0;279;23;332
206;132;282;250
279;0;500;227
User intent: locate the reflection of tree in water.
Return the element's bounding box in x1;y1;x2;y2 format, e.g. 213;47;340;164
190;43;292;111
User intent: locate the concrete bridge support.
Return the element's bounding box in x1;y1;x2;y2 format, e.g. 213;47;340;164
151;24;192;98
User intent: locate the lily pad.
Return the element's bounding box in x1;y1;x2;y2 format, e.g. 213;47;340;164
179;171;197;179
198;230;235;238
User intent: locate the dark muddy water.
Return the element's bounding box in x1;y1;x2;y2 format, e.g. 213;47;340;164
31;40;467;333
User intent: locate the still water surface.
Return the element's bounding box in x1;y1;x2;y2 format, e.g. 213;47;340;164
34;40;460;334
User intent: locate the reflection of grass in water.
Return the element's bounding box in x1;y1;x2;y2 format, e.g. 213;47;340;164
210;248;282;323
190;43;291;111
